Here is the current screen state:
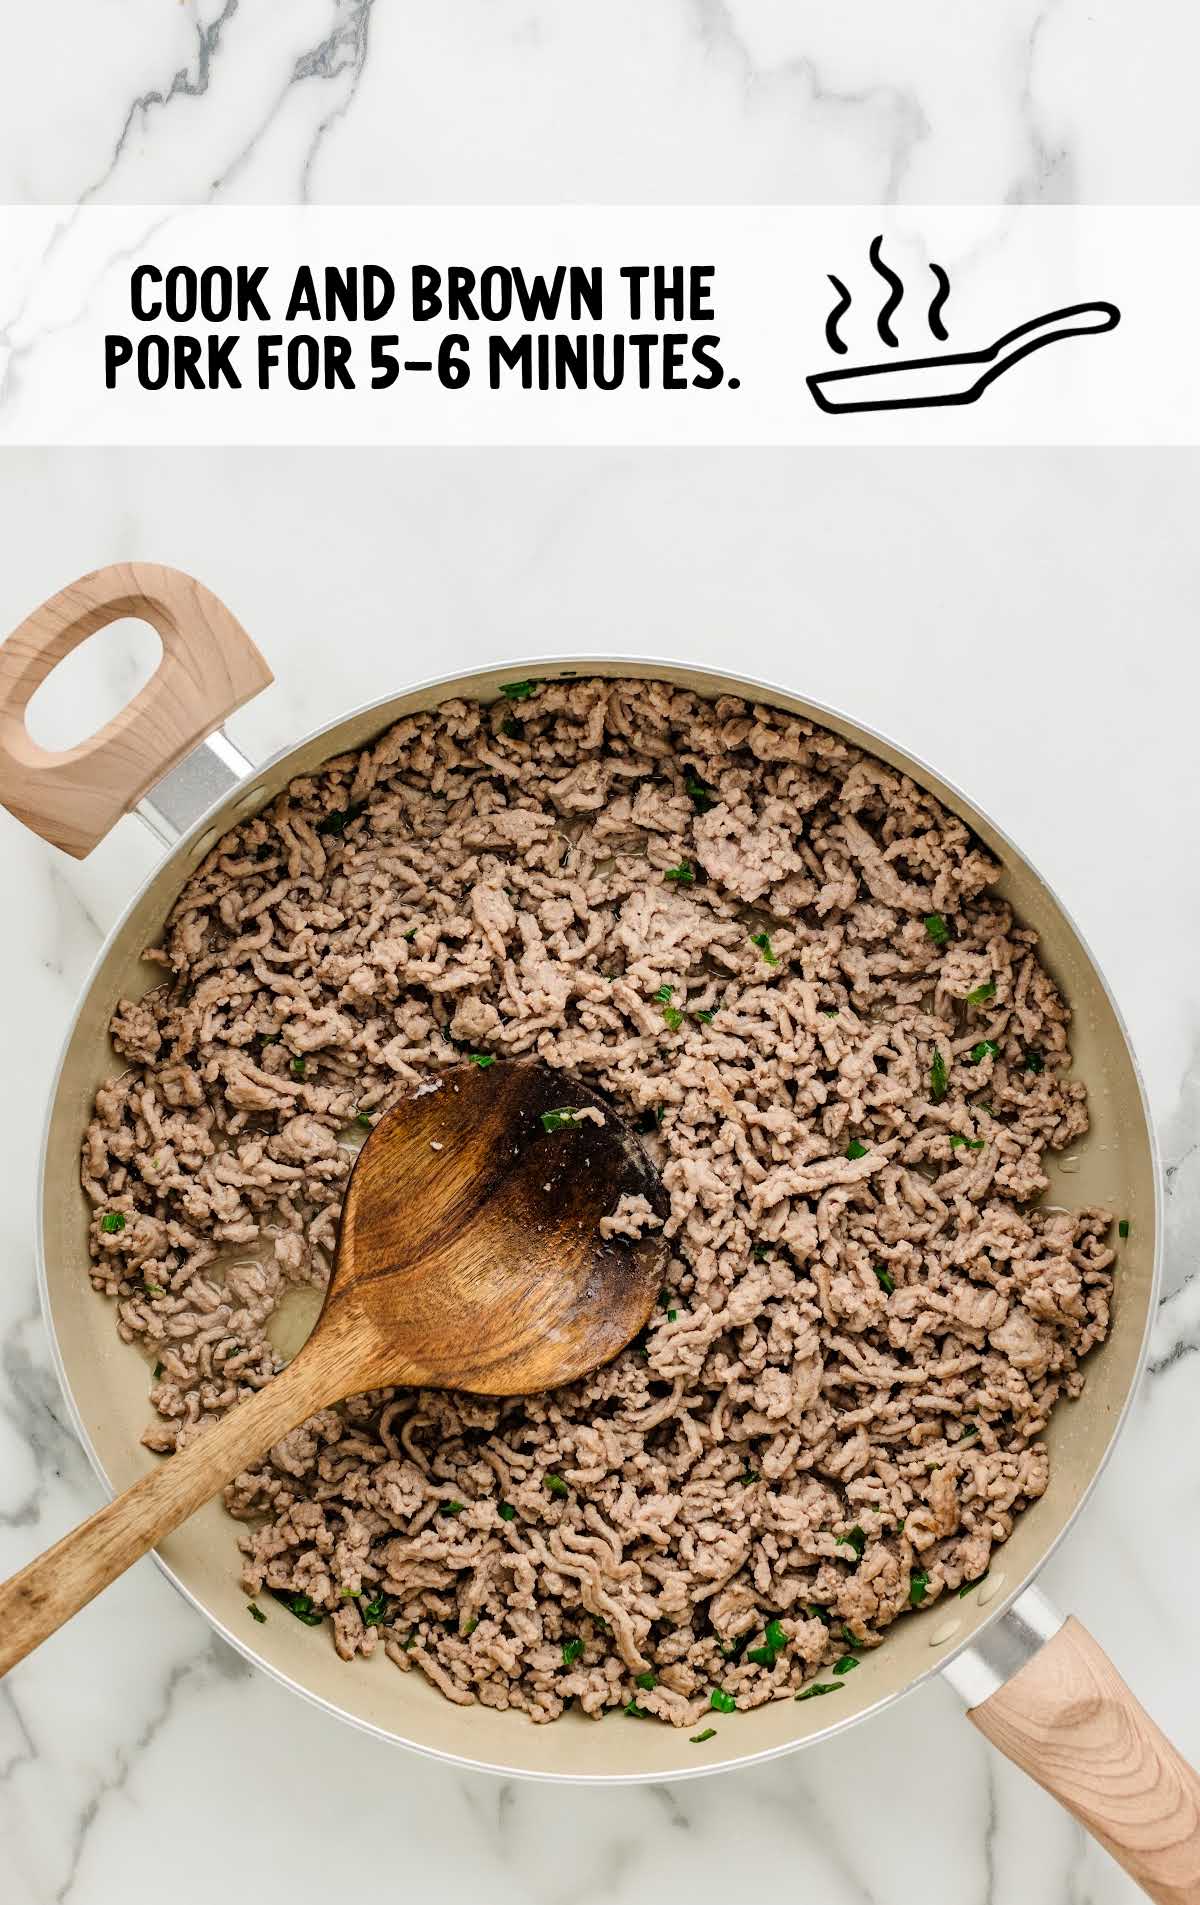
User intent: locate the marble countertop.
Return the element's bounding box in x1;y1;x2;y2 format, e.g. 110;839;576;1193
0;445;1198;1905
1;0;1198;206
2;9;1198;1900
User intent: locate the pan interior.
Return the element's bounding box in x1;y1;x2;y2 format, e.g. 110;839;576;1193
39;660;1156;1780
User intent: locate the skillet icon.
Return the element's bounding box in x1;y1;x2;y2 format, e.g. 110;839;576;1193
808;235;1120;415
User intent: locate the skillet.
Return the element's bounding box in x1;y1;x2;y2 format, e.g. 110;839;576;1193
1;565;1194;1901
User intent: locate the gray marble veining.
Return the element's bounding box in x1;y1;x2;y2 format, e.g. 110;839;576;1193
2;1;1197;208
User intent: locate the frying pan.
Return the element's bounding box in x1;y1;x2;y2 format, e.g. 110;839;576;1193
806;302;1120;414
2;565;1195;1902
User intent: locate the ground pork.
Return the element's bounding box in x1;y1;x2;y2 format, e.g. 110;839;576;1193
81;679;1116;1728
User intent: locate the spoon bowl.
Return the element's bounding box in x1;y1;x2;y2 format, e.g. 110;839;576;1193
0;1059;667;1676
329;1058;669;1394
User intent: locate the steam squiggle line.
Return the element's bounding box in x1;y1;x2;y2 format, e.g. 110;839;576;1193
927;263;951;341
868;234;903;347
824;274;851;355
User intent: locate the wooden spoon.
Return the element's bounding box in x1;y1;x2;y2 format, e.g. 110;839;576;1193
0;1059;668;1677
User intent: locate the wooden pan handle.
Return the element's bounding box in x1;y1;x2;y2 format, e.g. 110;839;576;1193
0;1329;354;1679
969;1617;1200;1903
0;562;272;858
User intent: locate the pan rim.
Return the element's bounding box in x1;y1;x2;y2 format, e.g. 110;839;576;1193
34;651;1163;1783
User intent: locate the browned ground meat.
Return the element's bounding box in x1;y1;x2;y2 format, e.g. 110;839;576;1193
82;680;1115;1727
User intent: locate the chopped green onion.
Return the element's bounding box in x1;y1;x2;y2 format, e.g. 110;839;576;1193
540;1108;580;1132
653;984;674;1003
846;1139;868;1160
807;1604;832;1626
316;801;367;837
404;926;418;943
667;1309;678;1321
837;1526;867;1561
924;914;950;946
290;1055;307;1079
664;862;694;884
501;715;523;740
544;1473;569;1497
355;1111;373;1129
685;776;717;812
361;1594;389;1626
247;1602;267;1624
710;1687;737;1713
930;1048;948;1103
965;980;996;1004
949;1135;985;1151
909;1569;930;1607
662;1005;684;1031
143;1283;166;1298
748;1617;789;1668
624;1698;649;1718
959;1571;990;1598
152;1361;164;1379
750;931;779;966
1118;1219;1130;1239
736;1467;760;1486
270;1589;324;1626
1024;1049;1044;1073
874;1266;895;1295
968;1040;1000;1064
795;1682;843;1701
832;1655;859;1675
635;1670;657;1690
500;678;539;700
100;1212;126;1234
463;1618;478;1636
497;1502;517;1522
690;1728;717;1743
751;1243;772;1261
439;1500;466;1517
692;1009;714;1023
562;1637;584;1667
467;1053;496;1067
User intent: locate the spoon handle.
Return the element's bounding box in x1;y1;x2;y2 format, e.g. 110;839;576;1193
0;1328;353;1678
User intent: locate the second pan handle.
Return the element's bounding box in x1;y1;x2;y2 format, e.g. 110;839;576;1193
949;1594;1200;1903
0;563;272;859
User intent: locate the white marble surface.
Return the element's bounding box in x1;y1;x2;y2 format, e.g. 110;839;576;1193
2;7;1199;1894
1;0;1200;206
0;447;1198;1904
